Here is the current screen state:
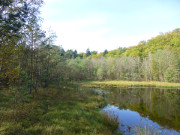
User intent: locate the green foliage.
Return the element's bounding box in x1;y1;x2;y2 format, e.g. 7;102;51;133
86;48;91;57
2;0;180;134
122;29;180;57
97;67;104;80
103;49;108;56
105;47;127;57
91;51;98;55
63;47;180;82
164;67;179;82
151;49;179;82
1;5;180;133
0;86;120;135
65;49;77;59
0;0;43;90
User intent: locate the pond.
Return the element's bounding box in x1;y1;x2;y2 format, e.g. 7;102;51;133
99;87;180;135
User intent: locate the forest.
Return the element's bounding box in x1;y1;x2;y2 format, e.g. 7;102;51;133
1;0;180;92
0;0;180;135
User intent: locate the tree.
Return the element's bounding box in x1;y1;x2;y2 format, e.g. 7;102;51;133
103;49;108;56
86;48;91;57
151;49;178;82
65;50;74;59
0;0;39;89
91;51;97;55
73;50;78;58
23;0;44;93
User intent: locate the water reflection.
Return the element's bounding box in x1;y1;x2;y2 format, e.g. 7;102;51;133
101;87;180;134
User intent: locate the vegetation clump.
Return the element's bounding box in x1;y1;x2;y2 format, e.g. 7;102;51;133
81;81;180;89
0;85;120;135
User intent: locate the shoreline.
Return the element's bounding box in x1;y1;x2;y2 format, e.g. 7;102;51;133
80;80;180;89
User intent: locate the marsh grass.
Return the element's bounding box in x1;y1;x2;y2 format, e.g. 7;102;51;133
81;80;180;89
102;113;119;131
136;125;170;135
0;85;120;135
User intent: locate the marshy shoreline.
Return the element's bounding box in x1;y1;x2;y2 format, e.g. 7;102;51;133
80;80;180;89
0;81;180;135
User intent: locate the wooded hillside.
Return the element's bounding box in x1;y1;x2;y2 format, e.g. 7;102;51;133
0;1;180;94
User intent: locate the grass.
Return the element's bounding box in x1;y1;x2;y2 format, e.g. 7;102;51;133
136;125;170;135
80;80;180;89
2;81;178;135
0;85;120;135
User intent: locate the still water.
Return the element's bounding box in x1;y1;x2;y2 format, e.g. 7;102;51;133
99;87;180;135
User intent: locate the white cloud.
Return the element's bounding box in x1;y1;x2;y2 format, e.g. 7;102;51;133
40;0;180;52
41;2;161;53
42;15;160;53
42;15;111;52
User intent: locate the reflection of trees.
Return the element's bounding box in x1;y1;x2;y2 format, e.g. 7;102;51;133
107;88;180;130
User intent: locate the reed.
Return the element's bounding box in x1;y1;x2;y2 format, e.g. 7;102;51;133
81;80;180;89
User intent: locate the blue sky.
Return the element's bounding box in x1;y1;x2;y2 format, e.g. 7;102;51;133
41;0;180;52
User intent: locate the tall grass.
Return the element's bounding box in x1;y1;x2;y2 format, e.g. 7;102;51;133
136;125;176;135
81;80;180;89
0;85;121;135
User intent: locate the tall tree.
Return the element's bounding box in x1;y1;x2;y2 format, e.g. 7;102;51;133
86;48;91;57
0;0;29;88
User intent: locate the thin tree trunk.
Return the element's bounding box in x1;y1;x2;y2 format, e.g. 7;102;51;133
30;32;34;94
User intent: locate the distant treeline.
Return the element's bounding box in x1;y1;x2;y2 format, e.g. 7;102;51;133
54;29;180;83
65;48;179;82
0;0;180;94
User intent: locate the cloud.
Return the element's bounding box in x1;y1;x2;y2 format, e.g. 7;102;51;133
42;16;159;52
41;0;180;52
42;15;113;52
